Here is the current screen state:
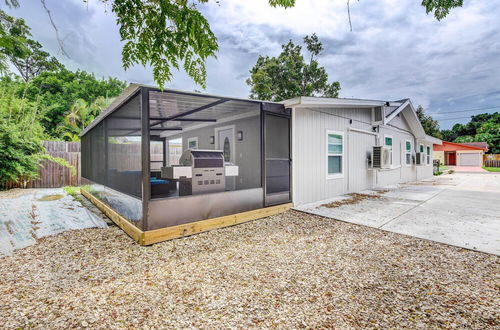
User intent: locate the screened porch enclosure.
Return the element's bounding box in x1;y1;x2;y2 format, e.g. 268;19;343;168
80;85;291;232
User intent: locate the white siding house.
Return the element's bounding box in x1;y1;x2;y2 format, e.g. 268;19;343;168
285;97;441;206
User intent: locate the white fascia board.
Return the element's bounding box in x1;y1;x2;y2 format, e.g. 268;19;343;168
282;96;392;108
423;135;443;145
384;99;410;124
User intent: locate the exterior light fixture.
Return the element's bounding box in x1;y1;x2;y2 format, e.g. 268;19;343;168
210;136;215;144
237;131;243;141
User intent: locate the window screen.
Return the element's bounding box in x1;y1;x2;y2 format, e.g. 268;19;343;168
106;93;142;198
384;136;393;165
265;114;290;195
426;145;431;165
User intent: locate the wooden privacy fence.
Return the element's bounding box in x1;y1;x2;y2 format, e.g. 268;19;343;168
5;140;166;189
5;141;81;189
485;159;500;168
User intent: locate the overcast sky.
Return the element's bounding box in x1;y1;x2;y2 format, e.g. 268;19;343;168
7;0;500;129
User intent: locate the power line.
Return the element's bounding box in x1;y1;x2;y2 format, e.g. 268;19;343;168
432;105;500;115
438;116;477;121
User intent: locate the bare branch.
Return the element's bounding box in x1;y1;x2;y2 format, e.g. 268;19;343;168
40;0;69;58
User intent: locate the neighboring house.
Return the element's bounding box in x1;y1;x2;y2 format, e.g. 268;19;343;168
79;85;442;244
461;142;489;153
285;97;442;206
433;141;485;167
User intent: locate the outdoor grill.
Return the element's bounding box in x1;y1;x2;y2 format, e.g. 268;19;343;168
161;149;239;196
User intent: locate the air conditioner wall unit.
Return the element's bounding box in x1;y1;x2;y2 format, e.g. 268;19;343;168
416;152;426;165
372;146;391;169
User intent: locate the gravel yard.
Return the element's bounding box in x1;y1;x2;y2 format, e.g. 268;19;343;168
1;210;498;329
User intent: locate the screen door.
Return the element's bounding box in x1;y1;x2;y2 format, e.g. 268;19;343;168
264;113;291;206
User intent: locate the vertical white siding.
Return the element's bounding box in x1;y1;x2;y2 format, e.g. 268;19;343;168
293;107;435;206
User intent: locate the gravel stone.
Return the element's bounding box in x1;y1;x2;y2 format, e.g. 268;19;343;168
1;210;498;329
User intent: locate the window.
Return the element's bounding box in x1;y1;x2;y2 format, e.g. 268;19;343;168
384;135;393;165
426;145;431;165
420;144;424;153
327;131;343;178
187;137;198;149
405;140;412;166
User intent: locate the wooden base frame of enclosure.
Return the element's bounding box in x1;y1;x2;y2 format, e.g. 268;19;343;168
81;188;292;246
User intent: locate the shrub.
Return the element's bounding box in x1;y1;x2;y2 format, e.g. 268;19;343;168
448;169;455;174
0;81;72;188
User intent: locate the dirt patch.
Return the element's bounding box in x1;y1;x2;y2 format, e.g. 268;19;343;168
37;194;64;201
321;192;385;208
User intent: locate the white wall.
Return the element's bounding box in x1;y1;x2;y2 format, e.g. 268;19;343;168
293;107;434;206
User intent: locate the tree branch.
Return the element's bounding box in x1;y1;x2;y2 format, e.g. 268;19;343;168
40;0;69;58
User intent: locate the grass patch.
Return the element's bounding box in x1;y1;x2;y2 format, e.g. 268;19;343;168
63;186;83;203
483;167;500;172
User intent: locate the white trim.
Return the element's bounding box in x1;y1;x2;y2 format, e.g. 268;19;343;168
214;125;236;163
283;96;400;108
405;139;412;167
385;99;410;124
348;127;378;136
187;137;198;149
383;134;394;166
426;145;431;166
326;129;345;179
160;110;259;138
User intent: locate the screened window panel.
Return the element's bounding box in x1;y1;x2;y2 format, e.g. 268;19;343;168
406;141;411;151
106;93;142;198
385;137;393;147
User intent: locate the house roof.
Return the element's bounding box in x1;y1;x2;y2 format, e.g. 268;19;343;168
434;141;485;152
80;83;280;137
460;142;489;152
283;96;435;141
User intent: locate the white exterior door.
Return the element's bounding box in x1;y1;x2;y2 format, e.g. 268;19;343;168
216;126;235;190
459;153;481;166
217;127;234;163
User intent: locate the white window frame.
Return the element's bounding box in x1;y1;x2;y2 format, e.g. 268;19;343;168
187;137;198;149
426;145;431;165
384;134;393;165
326;130;344;179
405;139;412;166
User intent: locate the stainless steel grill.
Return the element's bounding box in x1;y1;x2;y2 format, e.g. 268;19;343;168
161;149;239;196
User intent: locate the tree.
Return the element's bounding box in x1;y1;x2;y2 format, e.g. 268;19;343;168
246;34;340;102
57;96;113;141
6;0;464;88
0;78;72;188
415;105;442;139
21;69;126;136
0;10;63;81
441;112;500;153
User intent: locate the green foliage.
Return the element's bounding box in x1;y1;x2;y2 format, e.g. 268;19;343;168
0;10;63;81
0;80;72;187
416;105;442;139
421;0;464;20
442;112;500;153
247;33;341;102
57;96;113;141
21;69;125;136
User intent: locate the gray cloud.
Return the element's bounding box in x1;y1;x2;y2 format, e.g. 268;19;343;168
6;0;500;129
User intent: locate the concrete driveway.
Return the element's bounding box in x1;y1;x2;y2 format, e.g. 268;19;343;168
295;173;500;255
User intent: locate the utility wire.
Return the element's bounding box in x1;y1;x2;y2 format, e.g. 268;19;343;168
432;105;500;115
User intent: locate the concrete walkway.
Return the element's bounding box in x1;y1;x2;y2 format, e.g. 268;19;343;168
295;173;500;255
448;166;488;172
